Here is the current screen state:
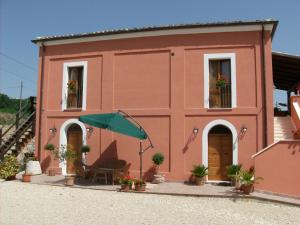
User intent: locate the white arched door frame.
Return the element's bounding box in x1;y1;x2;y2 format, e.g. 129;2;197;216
59;119;87;175
202;119;238;181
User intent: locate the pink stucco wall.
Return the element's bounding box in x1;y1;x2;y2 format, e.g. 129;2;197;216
35;30;274;180
254;140;300;197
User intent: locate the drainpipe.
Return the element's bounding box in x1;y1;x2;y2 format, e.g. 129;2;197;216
261;24;268;148
37;43;45;160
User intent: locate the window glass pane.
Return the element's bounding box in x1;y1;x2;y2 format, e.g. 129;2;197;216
220;60;231;83
208;59;231;108
209;60;219;108
67;66;83;108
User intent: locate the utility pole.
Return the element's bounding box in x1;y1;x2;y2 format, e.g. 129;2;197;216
19;81;23;110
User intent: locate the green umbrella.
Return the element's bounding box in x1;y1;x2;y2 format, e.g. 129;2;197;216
79;112;147;140
79;111;153;179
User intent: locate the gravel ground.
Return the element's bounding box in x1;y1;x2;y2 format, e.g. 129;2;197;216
0;182;299;225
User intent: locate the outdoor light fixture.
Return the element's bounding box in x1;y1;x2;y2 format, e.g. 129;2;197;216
193;128;199;137
86;127;94;133
241;126;247;135
49;127;57;134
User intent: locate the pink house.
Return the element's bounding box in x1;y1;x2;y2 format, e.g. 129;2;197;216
32;19;300;197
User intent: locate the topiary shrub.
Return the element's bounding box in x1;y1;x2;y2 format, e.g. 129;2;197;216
0;155;20;180
44;143;55;151
80;145;90;154
152;152;165;166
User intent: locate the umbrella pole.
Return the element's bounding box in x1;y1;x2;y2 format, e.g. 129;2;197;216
139;140;142;179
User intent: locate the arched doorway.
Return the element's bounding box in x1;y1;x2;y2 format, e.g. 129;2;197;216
208;125;232;181
59;119;87;175
202;119;238;182
66;124;83;175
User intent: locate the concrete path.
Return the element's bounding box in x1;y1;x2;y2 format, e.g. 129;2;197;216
1;181;299;225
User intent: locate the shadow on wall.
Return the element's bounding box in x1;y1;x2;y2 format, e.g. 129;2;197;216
89;140;119;169
143;166;156;182
41;154;51;172
182;131;197;154
288;142;300;155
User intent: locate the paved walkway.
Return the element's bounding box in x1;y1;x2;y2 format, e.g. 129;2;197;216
1;181;300;225
14;174;300;206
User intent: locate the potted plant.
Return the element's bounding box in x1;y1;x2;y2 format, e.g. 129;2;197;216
216;76;226;87
226;164;242;189
22;172;32;182
134;179;146;191
23;152;42;175
44;143;55;151
44;143;57;176
59;145;78;186
152;152;165;183
239;169;262;195
67;80;77;93
0;155;20;180
191;164;208;185
119;175;133;191
80;145;90;154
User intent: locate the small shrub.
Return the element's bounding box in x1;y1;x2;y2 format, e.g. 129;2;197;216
134;179;146;185
80;145;90;154
152;152;165;166
44;143;55;151
0;155;20;179
226;164;242;178
119;175;133;185
24;152;37;163
240;169;254;185
59;144;77;162
191;164;208;178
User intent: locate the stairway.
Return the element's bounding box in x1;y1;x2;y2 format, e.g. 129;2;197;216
0;97;36;160
274;116;295;142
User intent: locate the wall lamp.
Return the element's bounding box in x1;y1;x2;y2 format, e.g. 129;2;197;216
49;127;57;134
86;127;94;133
240;126;247;135
193;127;199;137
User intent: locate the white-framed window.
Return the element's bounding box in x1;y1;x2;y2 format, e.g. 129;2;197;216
62;61;88;111
204;53;236;109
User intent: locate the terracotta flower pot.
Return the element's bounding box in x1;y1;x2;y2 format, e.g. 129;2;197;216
135;184;146;191
65;176;75;186
121;184;131;191
195;176;205;186
242;184;253;195
6;175;16;181
22;174;31;182
48;169;56;176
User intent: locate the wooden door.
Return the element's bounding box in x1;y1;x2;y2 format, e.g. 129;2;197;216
208;133;232;180
67;129;82;175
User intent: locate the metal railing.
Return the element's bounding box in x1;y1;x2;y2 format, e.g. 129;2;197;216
209;83;232;108
0;97;36;159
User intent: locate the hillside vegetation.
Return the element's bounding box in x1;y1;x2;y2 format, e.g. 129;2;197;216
0;93;30;125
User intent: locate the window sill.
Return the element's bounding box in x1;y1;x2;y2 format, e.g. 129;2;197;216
63;108;83;112
206;108;233;112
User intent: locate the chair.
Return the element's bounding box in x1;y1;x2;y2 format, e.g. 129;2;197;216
92;160;129;185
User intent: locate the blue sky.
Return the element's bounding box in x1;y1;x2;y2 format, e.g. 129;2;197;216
0;0;299;103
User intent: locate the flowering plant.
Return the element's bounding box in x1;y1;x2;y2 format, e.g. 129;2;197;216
119;175;133;185
216;76;227;87
134;179;146;185
67;80;77;91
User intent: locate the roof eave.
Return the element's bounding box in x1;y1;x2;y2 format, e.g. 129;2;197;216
31;19;279;45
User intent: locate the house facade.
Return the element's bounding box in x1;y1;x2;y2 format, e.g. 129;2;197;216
32;20;278;181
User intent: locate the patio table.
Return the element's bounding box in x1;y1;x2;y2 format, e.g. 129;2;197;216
93;167;120;185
